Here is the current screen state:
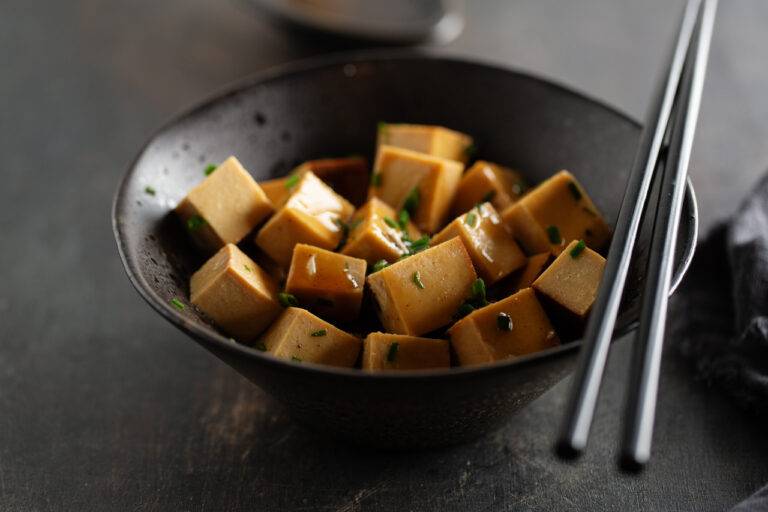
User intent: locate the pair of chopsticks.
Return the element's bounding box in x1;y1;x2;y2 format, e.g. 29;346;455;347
556;0;718;472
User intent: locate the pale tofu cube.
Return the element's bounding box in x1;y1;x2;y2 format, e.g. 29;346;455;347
377;123;474;163
175;156;273;253
341;197;422;265
190;243;281;341
501;170;610;255
260;307;361;368
369;145;464;233
533;239;606;320
259;177;292;208
362;332;450;371
285;244;367;322
367;237;477;336
448;288;560;366
255;171;355;268
432;203;526;285
452;161;528;216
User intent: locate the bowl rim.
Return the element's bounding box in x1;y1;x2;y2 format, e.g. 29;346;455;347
112;49;698;382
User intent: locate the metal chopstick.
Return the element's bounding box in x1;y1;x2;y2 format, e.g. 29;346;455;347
620;0;717;472
556;0;703;460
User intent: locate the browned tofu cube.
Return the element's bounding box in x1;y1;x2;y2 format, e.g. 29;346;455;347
432;203;526;285
448;288;560;366
255;171;355;268
377;123;474;163
513;252;552;291
260;307;361;367
501;170;611;256
259;177;292;208
452;161;528;216
190;243;281;341
369;145;464;233
341;197;422;265
285;244;367;322
362;332;450;371
175;156;273;253
367;237;477;336
533;239;606;321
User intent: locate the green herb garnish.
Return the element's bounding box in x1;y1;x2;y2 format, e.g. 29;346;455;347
371;259;389;273
481;190;496;203
310;329;327;337
570;239;586;258
285;173;300;189
398;209;410;230
546;225;562;244
333;218;350;251
386;342;399;363
170;298;185;311
403;187;420;215
291;356;302;362
465;212;478;228
278;292;299;307
454;303;476;319
243;264;251;272
567;181;583;201
204;164;217;176
186;215;207;232
406;235;430;254
384;216;398;229
371;172;382;187
144;186;156;196
412;271;425;289
464;142;478;159
255;341;267;351
497;312;513;331
471;278;487;305
349;218;363;231
377;121;387;135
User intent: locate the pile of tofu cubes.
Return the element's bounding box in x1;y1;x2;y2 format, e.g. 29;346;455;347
174;124;610;371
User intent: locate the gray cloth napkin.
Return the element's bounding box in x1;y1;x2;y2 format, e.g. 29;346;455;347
670;173;768;511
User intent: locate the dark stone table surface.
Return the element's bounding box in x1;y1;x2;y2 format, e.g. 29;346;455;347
3;1;768;510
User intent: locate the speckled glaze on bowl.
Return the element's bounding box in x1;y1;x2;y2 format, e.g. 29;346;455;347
112;52;697;449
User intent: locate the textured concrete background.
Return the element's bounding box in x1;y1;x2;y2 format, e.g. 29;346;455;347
2;1;768;510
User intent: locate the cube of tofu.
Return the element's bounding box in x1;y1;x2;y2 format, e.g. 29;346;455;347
285;244;367;322
432;203;526;285
533;239;606;321
377;123;474;164
369;145;464;233
175;156;273;253
501;170;611;256
448;288;560;367
260;307;361;368
255;171;355;268
452;161;528;216
190;243;281;341
512;252;552;292
341;197;422;265
259;156;369;208
367;237;477;336
362;332;450;371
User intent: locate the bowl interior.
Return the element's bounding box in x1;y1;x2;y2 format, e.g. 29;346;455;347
113;52;697;377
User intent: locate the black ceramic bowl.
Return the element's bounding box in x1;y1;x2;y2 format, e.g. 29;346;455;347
113;52;697;449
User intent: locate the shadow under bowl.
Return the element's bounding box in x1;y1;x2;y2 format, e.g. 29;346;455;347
112;51;698;449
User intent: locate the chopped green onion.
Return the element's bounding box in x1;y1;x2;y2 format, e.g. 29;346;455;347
310;329;327;337
144;186;156;196
333;218;350;250
170;298;185;311
497;312;513;331
403;187;420;215
412;271;425;289
386;342;399;363
481;190;496;203
371;172;382;187
464;142;478;159
567;181;583;201
349;218;363;231
291;356;302;362
406;235;430;254
546;225;562;244
371;259;389;273
398;209;410;230
384;216;398;229
284;173;300;189
472;278;487;303
278;292;298;307
465;212;478;228
255;341;267;351
570;239;586;258
377;121;387;135
186;215;207;232
454;303;476;319
243;264;251;272
204;164;217;176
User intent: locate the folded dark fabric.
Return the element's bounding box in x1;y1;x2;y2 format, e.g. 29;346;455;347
670;173;768;511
